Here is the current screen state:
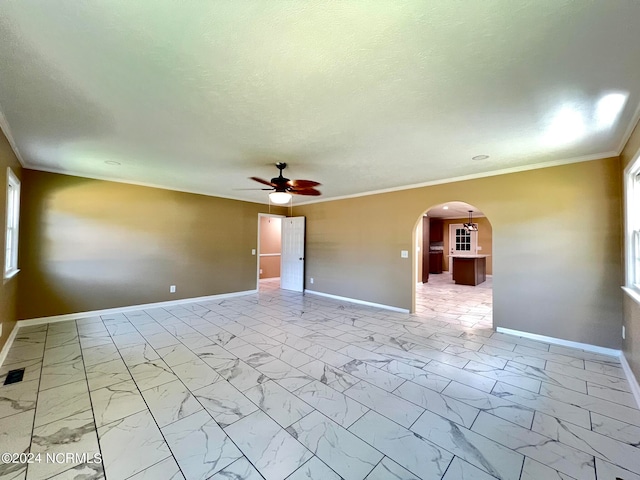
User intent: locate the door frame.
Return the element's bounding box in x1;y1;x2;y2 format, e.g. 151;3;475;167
257;213;285;289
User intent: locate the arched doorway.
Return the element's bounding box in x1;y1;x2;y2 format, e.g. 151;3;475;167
413;201;494;332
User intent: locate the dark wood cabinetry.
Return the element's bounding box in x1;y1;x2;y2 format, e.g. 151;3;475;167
452;256;486;286
422;217;429;283
429;219;443;243
429;252;443;274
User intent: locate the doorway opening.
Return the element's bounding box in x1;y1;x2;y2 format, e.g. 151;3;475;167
413;201;494;332
257;214;306;293
258;214;283;292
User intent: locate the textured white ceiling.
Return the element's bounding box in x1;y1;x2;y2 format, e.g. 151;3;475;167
1;1;639;204
426;201;484;219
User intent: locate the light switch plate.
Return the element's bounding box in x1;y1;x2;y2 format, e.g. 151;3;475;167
251;249;256;255
401;250;409;258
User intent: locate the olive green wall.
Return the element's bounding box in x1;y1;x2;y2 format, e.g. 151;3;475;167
296;157;623;349
18;169;283;319
621;120;640;379
0;127;22;352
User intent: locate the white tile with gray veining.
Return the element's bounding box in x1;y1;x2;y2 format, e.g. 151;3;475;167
98;409;171;480
140;379;203;427
393;380;478;428
411;409;524;480
244;380;313;428
348;411;453;480
344;381;424;428
2;275;639;480
531;411;640;475
287;410;381;480
208;456;263;480
287;456;341;480
90;379;147;427
193;380;258;428
224;410;312;480
298;360;360;392
162;409;242;480
294;380;368;428
471;411;594;480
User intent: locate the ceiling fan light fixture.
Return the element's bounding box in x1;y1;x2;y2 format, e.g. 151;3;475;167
269;191;292;204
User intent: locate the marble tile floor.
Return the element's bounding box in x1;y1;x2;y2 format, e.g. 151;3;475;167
0;275;638;479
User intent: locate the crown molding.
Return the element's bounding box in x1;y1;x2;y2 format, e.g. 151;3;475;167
617;99;640;155
26;150;619;208
0;107;26;167
23;165;274;206
294;151;619;206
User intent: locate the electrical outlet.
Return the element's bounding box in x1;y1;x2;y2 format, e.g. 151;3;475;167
310;278;314;284
401;250;409;258
170;285;176;293
623;325;626;339
259;269;263;274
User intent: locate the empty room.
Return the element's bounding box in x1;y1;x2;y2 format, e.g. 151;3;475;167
2;2;640;480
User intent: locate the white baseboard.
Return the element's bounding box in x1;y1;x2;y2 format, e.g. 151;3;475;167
495;327;621;357
304;289;410;313
0;322;20;369
17;290;258;328
496;327;640;409
619;353;640;410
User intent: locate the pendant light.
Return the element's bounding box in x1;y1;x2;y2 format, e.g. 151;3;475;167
464;210;478;232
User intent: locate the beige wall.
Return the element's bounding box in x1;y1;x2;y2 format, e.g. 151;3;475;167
0;128;22;352
18;170;284;319
259;216;281;279
442;217;493;275
296;157;622;348
621;120;640;379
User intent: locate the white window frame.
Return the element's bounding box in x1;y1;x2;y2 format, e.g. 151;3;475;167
4;167;20;279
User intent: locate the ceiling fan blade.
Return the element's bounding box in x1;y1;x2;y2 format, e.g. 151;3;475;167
290;187;321;196
233;188;274;191
287;179;321;188
249;177;275;187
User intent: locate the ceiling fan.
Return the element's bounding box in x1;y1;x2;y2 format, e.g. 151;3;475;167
248;162;321;204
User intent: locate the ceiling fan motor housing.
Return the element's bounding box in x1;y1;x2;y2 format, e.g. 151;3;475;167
271;163;290;191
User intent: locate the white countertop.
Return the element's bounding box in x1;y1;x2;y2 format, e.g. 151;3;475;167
448;254;491;258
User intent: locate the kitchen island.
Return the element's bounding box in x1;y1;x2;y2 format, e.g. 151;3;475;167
450;255;489;286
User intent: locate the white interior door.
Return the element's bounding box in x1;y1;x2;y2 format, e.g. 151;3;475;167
448;223;478;270
281;216;305;292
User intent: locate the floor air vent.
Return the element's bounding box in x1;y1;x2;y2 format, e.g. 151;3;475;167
4;368;25;385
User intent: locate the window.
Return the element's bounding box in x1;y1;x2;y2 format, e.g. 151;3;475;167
4;167;20;278
625;152;640;295
455;228;472;251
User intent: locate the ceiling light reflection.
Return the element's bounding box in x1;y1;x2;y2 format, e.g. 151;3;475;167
596;93;627;129
543;107;585;146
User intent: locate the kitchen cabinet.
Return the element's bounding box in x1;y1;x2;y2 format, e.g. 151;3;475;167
429;252;443;274
429;219;443;243
422;217;429;283
452;255;487;286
